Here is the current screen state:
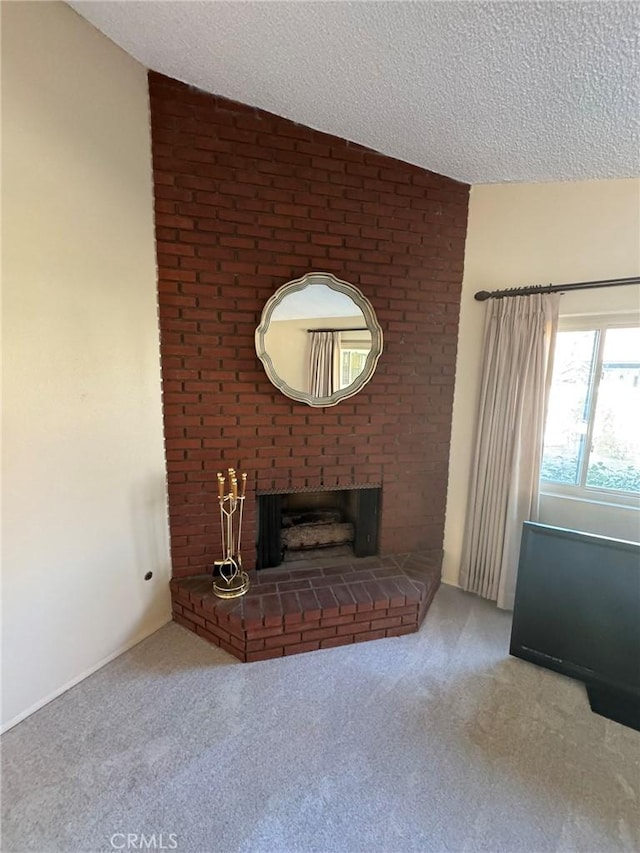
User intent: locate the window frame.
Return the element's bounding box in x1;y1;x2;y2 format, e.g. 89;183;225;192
540;313;640;510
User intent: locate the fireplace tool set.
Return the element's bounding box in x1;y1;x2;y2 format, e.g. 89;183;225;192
212;468;250;599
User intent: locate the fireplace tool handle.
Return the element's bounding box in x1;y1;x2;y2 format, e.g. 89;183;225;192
212;470;250;599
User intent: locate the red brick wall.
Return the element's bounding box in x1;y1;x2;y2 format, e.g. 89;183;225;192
148;71;469;579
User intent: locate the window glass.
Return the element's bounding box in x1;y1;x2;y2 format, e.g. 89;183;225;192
541;330;598;485
585;327;640;492
541;323;640;497
340;349;368;389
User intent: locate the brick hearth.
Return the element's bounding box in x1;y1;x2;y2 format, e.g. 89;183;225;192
171;552;441;661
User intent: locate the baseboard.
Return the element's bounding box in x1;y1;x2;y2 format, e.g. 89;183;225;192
1;615;171;734
440;577;461;589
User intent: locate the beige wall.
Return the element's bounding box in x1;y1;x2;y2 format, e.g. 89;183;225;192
443;178;640;587
2;2;171;729
264;319;309;391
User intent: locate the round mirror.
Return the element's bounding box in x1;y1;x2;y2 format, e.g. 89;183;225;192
255;272;383;407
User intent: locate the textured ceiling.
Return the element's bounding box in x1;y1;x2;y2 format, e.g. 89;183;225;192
68;1;640;184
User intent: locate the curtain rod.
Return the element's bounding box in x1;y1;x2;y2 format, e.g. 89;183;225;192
474;276;640;302
307;327;369;332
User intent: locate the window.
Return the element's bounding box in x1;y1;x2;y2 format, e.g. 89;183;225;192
541;320;640;501
340;348;368;389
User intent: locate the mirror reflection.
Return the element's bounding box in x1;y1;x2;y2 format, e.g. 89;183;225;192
255;273;383;407
264;284;372;396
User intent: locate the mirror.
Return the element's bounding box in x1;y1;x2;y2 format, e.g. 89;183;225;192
255;272;383;407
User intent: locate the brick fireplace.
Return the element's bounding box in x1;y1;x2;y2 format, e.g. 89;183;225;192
149;71;469;658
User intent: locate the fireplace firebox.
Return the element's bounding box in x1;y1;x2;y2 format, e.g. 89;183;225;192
257;486;381;569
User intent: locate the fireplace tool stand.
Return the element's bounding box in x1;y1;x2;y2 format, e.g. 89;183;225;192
212;469;250;599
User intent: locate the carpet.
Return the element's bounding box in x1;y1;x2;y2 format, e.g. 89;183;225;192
1;585;638;852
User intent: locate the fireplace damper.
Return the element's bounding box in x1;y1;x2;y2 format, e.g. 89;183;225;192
257;486;381;569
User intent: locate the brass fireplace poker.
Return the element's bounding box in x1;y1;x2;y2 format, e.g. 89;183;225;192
212;468;250;599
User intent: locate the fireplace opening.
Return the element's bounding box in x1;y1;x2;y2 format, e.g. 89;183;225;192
257;486;381;569
282;494;354;555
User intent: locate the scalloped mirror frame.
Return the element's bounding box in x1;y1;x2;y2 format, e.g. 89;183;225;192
255;272;384;407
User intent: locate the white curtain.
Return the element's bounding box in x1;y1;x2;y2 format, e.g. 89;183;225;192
308;331;340;397
459;293;560;609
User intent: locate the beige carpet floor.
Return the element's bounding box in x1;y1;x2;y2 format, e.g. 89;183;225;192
1;585;639;853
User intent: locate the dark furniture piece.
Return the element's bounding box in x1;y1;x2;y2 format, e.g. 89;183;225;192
510;522;640;731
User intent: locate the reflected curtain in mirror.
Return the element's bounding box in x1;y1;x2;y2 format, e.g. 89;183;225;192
308;331;340;397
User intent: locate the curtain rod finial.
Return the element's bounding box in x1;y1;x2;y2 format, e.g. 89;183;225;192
474;290;491;302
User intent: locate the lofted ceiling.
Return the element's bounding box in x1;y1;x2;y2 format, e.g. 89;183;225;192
68;1;640;185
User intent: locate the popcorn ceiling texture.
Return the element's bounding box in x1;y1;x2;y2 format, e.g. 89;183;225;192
70;1;639;184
